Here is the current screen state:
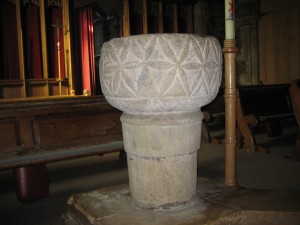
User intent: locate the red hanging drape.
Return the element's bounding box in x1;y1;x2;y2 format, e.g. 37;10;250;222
23;4;43;79
48;7;65;79
79;6;96;95
0;2;20;80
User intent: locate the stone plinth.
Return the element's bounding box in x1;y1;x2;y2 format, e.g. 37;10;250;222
62;178;300;225
100;34;222;209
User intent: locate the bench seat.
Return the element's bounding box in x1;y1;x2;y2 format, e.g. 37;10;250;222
237;84;295;152
0;96;124;201
0;141;124;170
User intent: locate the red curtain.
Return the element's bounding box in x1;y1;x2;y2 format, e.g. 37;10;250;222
48;7;65;79
79;6;96;95
23;4;43;79
0;2;20;80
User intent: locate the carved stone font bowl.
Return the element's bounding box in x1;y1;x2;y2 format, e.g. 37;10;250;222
100;34;222;115
100;34;223;209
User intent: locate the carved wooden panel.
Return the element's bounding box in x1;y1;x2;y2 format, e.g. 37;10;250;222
27;84;48;97
0;119;20;153
0;96;123;157
33;111;122;149
0;83;25;98
48;82;69;96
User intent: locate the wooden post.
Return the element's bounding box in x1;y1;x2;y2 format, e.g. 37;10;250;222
223;0;239;188
158;0;163;33
15;0;26;97
123;0;130;36
62;0;73;94
52;19;64;96
173;3;178;33
142;0;148;34
187;5;194;33
40;0;49;96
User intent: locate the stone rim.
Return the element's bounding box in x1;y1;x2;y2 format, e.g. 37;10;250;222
100;34;222;114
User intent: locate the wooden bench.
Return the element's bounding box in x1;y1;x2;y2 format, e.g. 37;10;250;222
289;80;300;160
201;88;225;143
0;96;124;201
236;84;295;152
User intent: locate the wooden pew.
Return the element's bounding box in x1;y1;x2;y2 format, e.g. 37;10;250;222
0;96;124;201
236;84;295;152
289;80;300;160
201;88;225;143
0;96;124;168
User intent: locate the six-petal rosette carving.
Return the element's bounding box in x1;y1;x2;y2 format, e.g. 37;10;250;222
100;34;222;114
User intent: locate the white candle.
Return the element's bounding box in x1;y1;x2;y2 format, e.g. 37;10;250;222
225;0;235;40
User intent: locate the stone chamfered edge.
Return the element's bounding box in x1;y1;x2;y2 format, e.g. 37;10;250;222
105;95;218;115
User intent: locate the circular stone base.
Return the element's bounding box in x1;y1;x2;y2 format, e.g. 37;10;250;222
127;151;198;209
121;112;202;209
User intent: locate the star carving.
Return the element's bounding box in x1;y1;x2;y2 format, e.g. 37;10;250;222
100;34;222;99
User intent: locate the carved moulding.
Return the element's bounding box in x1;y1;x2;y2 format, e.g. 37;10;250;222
100;33;223;115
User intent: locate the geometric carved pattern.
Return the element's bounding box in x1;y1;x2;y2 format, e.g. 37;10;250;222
100;34;222;114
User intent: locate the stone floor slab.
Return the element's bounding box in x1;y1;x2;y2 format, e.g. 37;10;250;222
62;178;300;225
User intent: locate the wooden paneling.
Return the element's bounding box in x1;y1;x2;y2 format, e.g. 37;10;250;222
290;8;300;79
0;79;70;98
34;111;122;149
260;0;299;13
0;86;24;98
48;81;69;96
258;15;267;83
0;80;25;98
0;119;20;153
27;84;48;97
259;1;300;84
0;96;123;168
